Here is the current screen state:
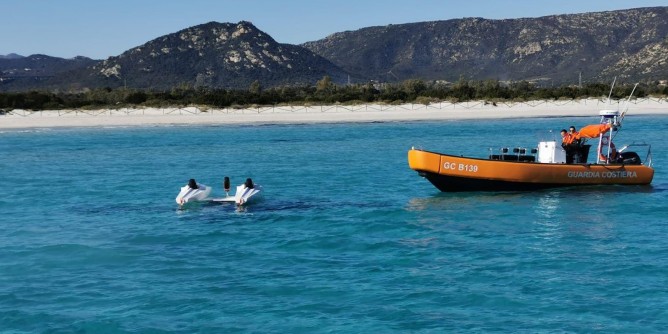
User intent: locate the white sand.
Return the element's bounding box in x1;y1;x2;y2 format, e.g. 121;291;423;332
2;98;667;130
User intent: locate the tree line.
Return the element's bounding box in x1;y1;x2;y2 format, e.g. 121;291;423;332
1;78;666;111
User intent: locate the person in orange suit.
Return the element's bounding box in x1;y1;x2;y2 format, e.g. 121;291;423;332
561;129;577;163
568;126;581;145
560;129;573;146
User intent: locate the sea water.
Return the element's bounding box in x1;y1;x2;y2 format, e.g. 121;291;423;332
1;116;667;333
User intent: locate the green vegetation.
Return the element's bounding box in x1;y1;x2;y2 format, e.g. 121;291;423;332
1;78;666;111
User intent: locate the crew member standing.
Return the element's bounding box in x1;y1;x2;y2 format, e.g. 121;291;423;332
568;126;583;162
560;129;575;163
568;126;581;145
560;129;573;146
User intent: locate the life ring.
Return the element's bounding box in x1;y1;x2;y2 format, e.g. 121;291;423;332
598;138;616;162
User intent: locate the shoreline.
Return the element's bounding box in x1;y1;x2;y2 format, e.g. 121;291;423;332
2;99;667;130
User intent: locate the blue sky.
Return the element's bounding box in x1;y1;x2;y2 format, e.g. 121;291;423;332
3;0;667;59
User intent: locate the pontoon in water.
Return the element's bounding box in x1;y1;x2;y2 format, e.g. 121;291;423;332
176;177;262;206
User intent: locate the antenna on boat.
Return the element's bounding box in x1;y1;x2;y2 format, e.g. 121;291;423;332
619;83;638;125
607;76;617;105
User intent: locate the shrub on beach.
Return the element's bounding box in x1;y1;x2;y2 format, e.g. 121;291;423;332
0;80;665;111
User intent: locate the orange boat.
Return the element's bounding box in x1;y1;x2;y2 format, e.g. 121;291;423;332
408;109;654;192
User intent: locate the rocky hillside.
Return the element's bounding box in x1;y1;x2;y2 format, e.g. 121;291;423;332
57;21;353;91
0;54;96;90
302;7;668;84
2;7;667;92
1;21;354;92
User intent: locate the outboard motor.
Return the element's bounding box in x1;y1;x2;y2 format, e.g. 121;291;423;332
223;176;231;195
234;178;261;206
619;151;642;165
176;179;212;205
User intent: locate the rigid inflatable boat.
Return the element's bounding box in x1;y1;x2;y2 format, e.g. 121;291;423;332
408;95;653;192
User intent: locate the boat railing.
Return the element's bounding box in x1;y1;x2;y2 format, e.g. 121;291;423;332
489;147;537;162
617;142;652;167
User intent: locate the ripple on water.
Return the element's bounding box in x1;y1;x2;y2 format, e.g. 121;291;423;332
1;118;667;332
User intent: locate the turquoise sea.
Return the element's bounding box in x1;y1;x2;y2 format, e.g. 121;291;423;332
1;116;667;333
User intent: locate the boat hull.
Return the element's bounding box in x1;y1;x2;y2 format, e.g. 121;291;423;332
408;149;654;192
175;184;212;204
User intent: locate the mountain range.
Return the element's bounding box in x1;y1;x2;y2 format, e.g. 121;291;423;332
303;6;668;84
1;6;667;92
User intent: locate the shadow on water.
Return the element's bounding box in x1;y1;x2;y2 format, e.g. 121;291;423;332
404;183;662;221
403;186;649;243
175;195;402;216
564;184;657;194
407;183;658;209
175;198;321;214
406;190;534;212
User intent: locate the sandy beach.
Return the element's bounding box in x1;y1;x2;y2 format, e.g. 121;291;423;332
2;98;667;130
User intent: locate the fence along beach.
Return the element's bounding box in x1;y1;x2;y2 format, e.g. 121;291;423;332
2;98;668;130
